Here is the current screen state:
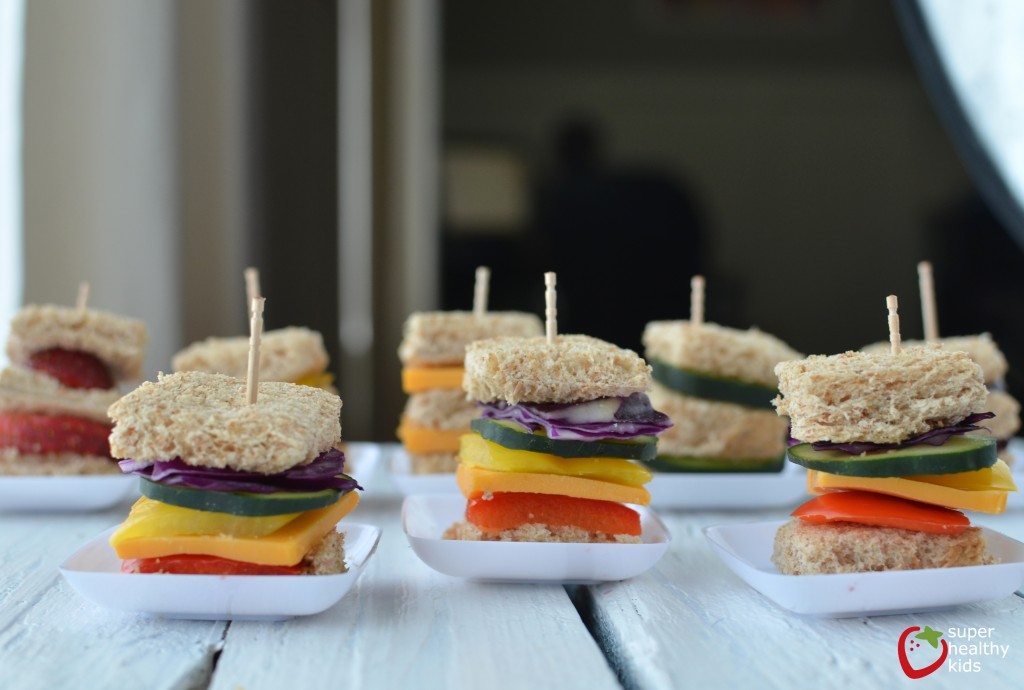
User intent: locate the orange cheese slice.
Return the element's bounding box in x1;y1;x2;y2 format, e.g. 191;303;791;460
807;469;1010;514
456;464;650;506
402;366;464;393
110;491;360;565
396;419;465;453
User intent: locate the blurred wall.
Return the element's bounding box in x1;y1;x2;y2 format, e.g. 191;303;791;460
22;0;180;376
442;0;972;356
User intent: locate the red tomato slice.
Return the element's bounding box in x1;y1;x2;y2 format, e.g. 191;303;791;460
121;554;303;575
792;490;970;535
467;492;641;536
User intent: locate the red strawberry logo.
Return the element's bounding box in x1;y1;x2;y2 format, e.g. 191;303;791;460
898;626;948;679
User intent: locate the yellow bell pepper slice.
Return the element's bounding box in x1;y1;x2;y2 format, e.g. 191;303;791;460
293;370;335;390
111;497;301;541
459;433;652;487
456;464;650;505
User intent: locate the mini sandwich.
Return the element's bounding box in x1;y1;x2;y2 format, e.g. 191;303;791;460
641;278;801;473
173;326;335;391
445;334;671;543
397;310;542;474
773;334;1017;574
109;371;360;575
0;302;147;475
864;334;1019;464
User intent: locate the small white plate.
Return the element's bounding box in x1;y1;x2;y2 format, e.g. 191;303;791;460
647;461;807;511
0;475;135;512
388;448;459;496
345;442;382;483
705;520;1024;618
402;494;671;584
60;522;382;621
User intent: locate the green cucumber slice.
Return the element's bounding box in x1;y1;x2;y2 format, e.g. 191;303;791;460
650;359;777;410
787;436;997;477
644;454;784;473
139;478;343;516
470;418;657;462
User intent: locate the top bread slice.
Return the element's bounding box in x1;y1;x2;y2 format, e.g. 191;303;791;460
862;333;1007;384
7;305;148;382
108;371;341;473
173;327;329;383
398;311;544;366
464;334;651;404
0;366;118;424
643;320;801;388
774;347;986;444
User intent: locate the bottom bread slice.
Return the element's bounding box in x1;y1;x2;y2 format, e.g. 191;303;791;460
409;452;459;474
0;449;118;476
772;520;996;575
443;520;640;544
302;531;348;575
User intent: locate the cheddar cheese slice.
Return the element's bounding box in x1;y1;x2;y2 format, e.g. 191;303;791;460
459;433;652;487
397;419;465;454
456;464;650;505
110;491;360;565
293;370;335;390
807;465;1013;514
402;366;464;393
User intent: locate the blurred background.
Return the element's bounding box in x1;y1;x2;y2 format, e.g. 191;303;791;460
1;0;1023;440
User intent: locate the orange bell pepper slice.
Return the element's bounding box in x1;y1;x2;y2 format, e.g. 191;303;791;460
467;492;641;536
792;490;970;535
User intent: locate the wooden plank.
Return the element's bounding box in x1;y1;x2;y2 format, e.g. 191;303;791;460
209;445;622;690
582;509;1024;690
0;507;228;690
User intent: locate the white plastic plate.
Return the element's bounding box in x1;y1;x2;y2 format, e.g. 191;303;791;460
388;448;459;496
60;522;382;621
705;520;1024;618
402;494;670;583
0;475;135;512
345;442;382;483
647;461;808;510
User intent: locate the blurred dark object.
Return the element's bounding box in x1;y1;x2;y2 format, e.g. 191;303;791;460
534;118;705;351
928;193;1024;398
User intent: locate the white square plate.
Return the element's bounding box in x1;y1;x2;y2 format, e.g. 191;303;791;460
0;475;135;512
60;522;382;621
388;448;459;496
345;441;382;483
647;461;807;510
1006;438;1024;510
705;520;1024;618
402;494;671;584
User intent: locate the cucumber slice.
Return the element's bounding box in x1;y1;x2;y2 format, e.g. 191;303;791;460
139;478;343;516
470;418;657;462
787;436;997;477
650;359;776;410
644;455;784;473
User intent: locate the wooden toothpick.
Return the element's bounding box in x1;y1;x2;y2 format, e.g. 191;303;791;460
690;275;705;326
473;266;490;317
886;294;902;356
244;267;261;318
544;272;557;343
75;282;90;311
917;261;939;342
246;297;265;404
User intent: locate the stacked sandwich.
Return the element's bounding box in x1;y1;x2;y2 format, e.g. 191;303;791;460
0;304;147;475
864;334;1019;464
397;311;542;474
445;334;672;543
773;347;1016;574
642;320;800;472
110;372;360;575
174;326;336;392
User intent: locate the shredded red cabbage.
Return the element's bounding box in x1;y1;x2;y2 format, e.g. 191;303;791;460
118;448;361;494
808;412;995;455
481;393;672;441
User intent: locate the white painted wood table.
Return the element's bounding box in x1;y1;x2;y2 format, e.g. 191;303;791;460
2;443;1024;690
